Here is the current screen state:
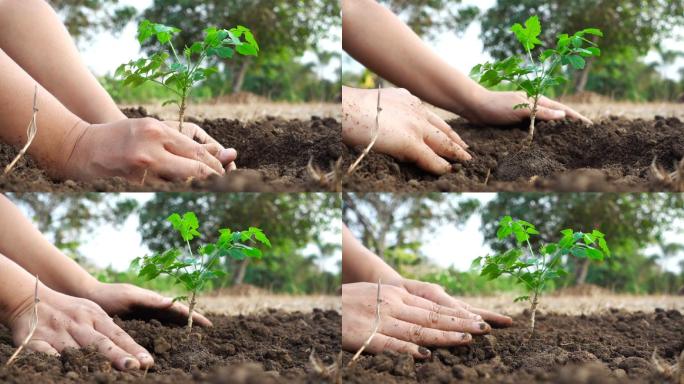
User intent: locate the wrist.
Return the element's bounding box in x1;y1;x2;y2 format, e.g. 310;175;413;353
2;281;53;329
442;74;489;119
53;119;91;180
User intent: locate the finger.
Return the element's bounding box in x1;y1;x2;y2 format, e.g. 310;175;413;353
394;303;489;335
423;127;472;162
154;154;221;181
50;332;80;351
426;110;468;149
95;317;154;368
466;307;514;328
227;162;237;172
539;96;593;124
202;143;224;157
366;333;431;359
401;294;483;322
428;296;513;328
26;340;59;356
533;106;567;121
217;148;238;165
164;121;221;145
405;143;452;175
164;129;225;175
69;327;139;370
380;317;473;346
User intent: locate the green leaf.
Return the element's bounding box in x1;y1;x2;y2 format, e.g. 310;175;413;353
571;247;588;258
161;99;178;107
511;15;543;51
540;49;555;61
586;248;604;261
189;42;203;54
249;227;271;247
513;103;529;110
471;256;483;268
566;55;586;70
470;64;482;76
168;212;201;242
540;244;558;255
514;295;530;303
236;43;258;56
560;229;573;236
172;296;188;303
598;237;610;256
582;28;603;37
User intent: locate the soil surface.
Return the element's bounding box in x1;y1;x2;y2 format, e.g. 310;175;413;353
0;309;341;383
0;108;341;192
343;117;684;192
342;309;684;383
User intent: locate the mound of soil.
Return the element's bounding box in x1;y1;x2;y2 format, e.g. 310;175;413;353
0;309;341;383
342;309;684;383
343;117;684;192
0;108;341;192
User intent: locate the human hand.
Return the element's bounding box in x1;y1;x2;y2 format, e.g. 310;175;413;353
163;121;237;172
84;282;212;327
62;118;235;183
342;282;492;359
395;278;513;328
7;284;153;370
342;86;471;175
463;89;591;126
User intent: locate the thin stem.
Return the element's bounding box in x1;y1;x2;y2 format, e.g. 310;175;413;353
6;275;40;367
350;278;382;364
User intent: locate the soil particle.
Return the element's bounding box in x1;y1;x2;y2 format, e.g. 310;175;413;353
341;309;684;383
0;310;340;383
0;108;342;192
343;117;684;191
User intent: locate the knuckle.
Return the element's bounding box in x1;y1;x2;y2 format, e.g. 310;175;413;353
427;309;440;324
408;324;425;343
136;119;165;139
382;336;397;351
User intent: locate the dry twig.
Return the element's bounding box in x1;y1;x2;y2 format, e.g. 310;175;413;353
347;84;382;175
349;279;382;365
651;156;684;191
6;275;40;367
307;157;343;192
4;85;39;175
651;348;684;384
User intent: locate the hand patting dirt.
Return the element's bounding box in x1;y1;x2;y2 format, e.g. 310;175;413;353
343;116;684;192
341;309;684;384
0;108;342;192
0;309;340;383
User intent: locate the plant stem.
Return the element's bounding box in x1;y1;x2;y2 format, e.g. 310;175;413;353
529;290;539;336
527;97;539;145
178;95;187;132
187;290;197;331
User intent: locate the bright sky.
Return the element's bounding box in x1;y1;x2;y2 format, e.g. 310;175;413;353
78;0;341;81
421;194;684;274
343;0;684;81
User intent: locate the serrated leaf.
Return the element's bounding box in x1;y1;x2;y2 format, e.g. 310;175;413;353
566;55;586;69
582;28;603;37
513;103;530;110
514;295;530;303
586;248;604;261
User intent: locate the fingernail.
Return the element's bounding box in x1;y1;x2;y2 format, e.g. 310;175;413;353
418;347;431;357
219;148;237;162
137;353;153;365
123;357;138;370
461;333;472;341
479;322;489;331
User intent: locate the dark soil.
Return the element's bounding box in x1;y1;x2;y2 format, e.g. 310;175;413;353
343;116;684;191
342;309;684;383
0;108;341;192
0;309;341;383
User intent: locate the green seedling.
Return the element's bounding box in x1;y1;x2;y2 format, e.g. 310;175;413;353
472;216;610;335
117;20;259;130
471;15;602;144
131;211;271;331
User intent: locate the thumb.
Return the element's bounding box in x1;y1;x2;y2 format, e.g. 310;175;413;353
535;107;566;121
134;289;173;308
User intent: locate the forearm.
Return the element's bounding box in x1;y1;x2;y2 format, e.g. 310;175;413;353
0;48;90;179
0;0;126;124
342;0;485;115
342;224;402;284
0;195;98;298
0;252;42;327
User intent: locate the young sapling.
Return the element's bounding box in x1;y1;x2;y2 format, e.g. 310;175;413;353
470;15;602;144
472;216;610;335
131;211;271;331
117;20;259;130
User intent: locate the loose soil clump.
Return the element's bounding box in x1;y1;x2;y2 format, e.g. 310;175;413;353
0;309;340;383
0;108;341;192
343;117;684;192
342;309;684;383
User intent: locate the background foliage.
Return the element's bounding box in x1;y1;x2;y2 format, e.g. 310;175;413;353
344;193;684;296
8;193;341;295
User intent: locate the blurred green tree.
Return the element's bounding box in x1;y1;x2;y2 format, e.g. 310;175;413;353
342;193;480;274
479;193;684;288
136;193;341;293
479;0;684;93
379;0;479;39
138;0;340;94
49;0;136;41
